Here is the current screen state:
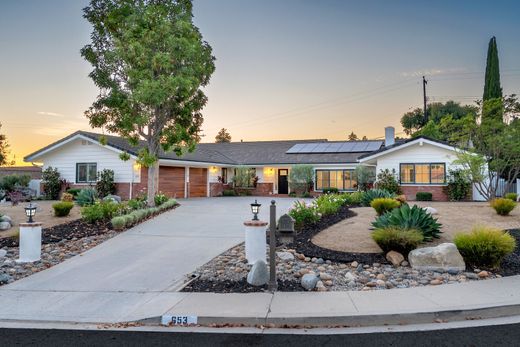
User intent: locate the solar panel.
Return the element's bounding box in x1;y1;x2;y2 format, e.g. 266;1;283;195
286;141;383;154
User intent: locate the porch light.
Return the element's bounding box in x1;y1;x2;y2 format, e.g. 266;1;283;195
250;200;261;221
24;203;37;223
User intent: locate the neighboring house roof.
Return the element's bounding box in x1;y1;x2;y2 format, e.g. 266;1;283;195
358;136;460;162
24;131;383;166
0;166;42;179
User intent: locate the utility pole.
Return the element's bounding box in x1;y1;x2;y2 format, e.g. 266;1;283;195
423;76;428;122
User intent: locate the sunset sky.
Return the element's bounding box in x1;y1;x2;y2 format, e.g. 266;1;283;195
1;0;519;165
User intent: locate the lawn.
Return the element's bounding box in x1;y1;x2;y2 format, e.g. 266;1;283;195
0;200;81;238
312;201;520;254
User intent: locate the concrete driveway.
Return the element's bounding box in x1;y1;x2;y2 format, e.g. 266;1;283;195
0;197;302;322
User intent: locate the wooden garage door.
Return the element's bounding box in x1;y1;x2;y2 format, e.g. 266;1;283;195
189;168;207;197
159;166;185;199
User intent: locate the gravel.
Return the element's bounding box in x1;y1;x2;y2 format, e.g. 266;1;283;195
181;243;504;293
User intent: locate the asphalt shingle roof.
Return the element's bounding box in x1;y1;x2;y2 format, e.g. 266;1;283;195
25;130;385;165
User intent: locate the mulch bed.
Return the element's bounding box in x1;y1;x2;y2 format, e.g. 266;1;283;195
0;203;179;249
497;229;520;277
182;278;302;293
282;205;387;264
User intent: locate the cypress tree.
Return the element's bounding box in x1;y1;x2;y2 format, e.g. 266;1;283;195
483;36;502;101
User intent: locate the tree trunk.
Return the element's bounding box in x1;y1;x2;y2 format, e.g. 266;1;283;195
147;162;159;206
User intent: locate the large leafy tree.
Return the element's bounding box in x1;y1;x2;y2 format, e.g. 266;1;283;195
483;36;502;102
215;128;231;143
81;0;215;204
0;122;14;166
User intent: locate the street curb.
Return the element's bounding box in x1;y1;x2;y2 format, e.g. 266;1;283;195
140;303;520;328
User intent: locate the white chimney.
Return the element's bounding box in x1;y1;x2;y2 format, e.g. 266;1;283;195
385;126;395;147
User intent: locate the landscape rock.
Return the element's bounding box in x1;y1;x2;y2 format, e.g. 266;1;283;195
0;273;11;284
350;261;359;268
103;195;121;203
344;272;356;283
0;249;6;258
0;215;12;224
0;222;11;231
315;258;325;264
315;280;327;291
319;272;332;281
276;251;295;262
386;251;405;266
408;243;465;273
422;207;438;215
246;260;269;286
478;270;490;278
301;273;319;291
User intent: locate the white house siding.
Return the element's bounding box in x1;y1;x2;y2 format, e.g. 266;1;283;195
374;143;458;179
37;139;136;184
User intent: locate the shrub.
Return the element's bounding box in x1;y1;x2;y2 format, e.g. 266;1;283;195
322;187;339;194
444;169;471;201
490;198;516;216
361;189;395;207
345;191;364;206
0;174;31;192
52;201;74;217
372;227;423;255
111;216;126;230
81;200;119;223
77;188;97;207
159;199;177;210
370;198;400;216
454;226;516;268
96;169;116;198
154;192;168;206
61;192;74;202
288;192;297;197
128;198;147;210
301;192;312;198
505;193;518;201
222;189;236;197
288;200;320;230
375;169;401;194
42;167;61;200
416;192;433;201
314;194;344;215
123;213;136;227
66;188;81;197
396;195;407;205
372;204;442;241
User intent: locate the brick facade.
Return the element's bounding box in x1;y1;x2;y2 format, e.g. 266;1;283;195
209;182;233;197
400;185;448;201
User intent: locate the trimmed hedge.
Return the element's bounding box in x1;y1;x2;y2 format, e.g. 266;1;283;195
415;192;433;201
52;201;74;217
110;198;178;230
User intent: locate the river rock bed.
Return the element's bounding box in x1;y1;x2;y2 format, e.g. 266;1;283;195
0;230;119;286
182;243;500;293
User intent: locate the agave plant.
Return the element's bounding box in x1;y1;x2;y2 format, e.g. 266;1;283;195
361;188;396;207
372;204;442;241
76;188;98;207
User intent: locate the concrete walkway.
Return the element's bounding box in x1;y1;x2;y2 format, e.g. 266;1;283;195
0;197;300;323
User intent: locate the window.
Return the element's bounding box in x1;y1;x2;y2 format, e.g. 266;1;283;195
315;169;356;191
399;163;445;184
221;168;228;184
76;163;97;183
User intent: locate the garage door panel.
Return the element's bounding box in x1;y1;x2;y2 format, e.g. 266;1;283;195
189;168;207;197
159;166;185;199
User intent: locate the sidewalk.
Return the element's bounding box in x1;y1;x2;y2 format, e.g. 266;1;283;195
1;275;520;326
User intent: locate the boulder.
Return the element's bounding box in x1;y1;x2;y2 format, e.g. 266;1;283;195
0;249;6;258
103;195;121;203
247;260;269;286
422;207;438;215
0;273;11;284
0;215;12;224
386;251;405;266
276;251;295;262
0;222;10;231
408;243;465;273
301;273;319;291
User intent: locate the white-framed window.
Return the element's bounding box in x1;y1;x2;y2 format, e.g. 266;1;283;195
76;163;97;183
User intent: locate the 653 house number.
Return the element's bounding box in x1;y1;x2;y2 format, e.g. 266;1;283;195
161;315;198;326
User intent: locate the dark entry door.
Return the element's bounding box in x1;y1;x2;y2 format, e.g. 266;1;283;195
278;169;288;194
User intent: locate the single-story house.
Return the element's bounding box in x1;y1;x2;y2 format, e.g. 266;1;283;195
24;126;473;201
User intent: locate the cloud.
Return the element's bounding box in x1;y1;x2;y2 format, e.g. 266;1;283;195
37;111;65;117
32;119;89;137
400;67;467;78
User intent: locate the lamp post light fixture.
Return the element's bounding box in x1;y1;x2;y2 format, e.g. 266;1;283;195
24;202;37;223
250;200;261;221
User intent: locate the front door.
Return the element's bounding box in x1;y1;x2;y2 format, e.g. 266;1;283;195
278;169;288;194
